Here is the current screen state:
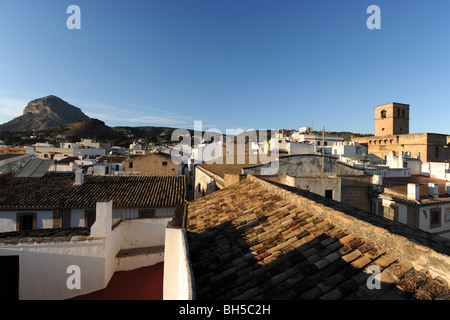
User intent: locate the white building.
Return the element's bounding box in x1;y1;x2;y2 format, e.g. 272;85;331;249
0;172;186;299
290;127;344;147
330;141;367;158
36;141;106;160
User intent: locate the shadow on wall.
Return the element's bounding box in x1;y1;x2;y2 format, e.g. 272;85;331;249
187;218;450;300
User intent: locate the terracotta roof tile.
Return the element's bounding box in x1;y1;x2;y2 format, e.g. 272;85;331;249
0;172;185;209
186;177;450;300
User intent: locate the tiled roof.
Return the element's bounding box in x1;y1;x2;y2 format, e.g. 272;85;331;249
0;172;186;209
0;227;90;244
187;176;450;300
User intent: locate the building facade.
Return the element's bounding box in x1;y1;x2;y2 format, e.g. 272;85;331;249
123;152;184;175
352;102;450;162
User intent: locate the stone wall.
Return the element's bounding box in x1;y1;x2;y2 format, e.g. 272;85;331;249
244;154;366;177
124;153;180;175
353;133;450;162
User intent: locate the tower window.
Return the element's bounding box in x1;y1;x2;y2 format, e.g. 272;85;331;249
402;109;405;118
381;110;387;119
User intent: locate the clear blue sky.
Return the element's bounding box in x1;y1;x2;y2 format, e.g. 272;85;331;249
0;0;449;134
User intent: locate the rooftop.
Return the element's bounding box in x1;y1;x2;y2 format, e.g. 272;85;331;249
382;175;450;204
0;172;186;209
0;227;90;244
97;155;129;163
186;175;450;300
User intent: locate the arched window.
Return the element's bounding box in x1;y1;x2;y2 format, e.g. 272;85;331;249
402;109;405;118
381;110;387;119
435;147;440;158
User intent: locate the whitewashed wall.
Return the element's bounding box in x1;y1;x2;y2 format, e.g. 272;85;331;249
0;211;53;232
419;204;450;239
36;211;53;229
0;201;171;299
120;218;171;250
0;238;107;300
0;212;17;232
163;225;194;300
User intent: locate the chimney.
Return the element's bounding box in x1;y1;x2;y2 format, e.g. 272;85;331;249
407;183;420;201
75;168;84;185
428;183;439;199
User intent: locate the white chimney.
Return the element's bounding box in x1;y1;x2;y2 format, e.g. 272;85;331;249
75;168;84;185
407;183;420;201
428;183;439;199
372;175;383;186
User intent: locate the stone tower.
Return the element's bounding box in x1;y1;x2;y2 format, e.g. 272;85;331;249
374;102;410;136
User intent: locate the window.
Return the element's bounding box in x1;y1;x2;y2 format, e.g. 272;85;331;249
85;210;96;228
435;147;440;158
430;208;441;229
402;109;405;118
162;161;168;166
383;205;398;221
17;213;36;231
381;110;387;119
325;190;333;200
397;109;400;118
129;162;133;169
139;208;156;219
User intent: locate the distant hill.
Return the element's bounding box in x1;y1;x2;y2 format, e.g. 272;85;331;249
0;95;90;131
0;95;373;146
64;118;125;140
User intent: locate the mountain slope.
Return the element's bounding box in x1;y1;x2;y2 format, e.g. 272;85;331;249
64;118;125;140
0;95;89;131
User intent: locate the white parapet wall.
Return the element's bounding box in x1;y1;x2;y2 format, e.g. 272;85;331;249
114;217;170;272
0;237;107;300
0;200;170;300
163;223;195;300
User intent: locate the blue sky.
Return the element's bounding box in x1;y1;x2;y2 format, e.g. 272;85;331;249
0;0;449;134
